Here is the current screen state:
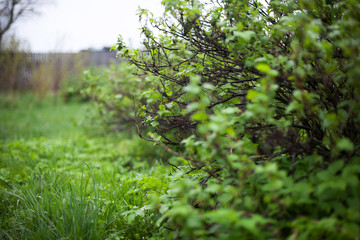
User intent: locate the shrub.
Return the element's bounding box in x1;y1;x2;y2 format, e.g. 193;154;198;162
82;62;155;134
90;0;360;238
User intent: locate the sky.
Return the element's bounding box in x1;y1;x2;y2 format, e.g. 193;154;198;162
13;0;164;52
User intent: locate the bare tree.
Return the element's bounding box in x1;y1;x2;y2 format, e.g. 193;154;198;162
0;0;42;51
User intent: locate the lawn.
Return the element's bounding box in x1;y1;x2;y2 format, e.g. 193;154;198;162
0;93;169;240
0;93;88;140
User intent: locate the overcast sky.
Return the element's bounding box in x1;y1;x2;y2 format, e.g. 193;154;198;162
13;0;164;52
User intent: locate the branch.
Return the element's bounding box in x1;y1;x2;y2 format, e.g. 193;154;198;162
208;93;247;109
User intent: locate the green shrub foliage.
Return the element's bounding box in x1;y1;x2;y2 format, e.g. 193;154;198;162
103;0;359;238
83;63;152;133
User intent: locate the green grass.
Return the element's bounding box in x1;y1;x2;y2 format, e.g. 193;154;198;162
0;93;169;239
0;93;89;140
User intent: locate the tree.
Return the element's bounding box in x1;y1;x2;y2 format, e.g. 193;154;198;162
90;0;360;238
0;0;42;51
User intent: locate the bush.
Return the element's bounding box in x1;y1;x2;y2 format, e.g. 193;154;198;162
89;0;360;238
82;63;154;133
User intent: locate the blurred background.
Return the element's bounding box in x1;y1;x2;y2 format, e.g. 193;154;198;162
0;0;163;98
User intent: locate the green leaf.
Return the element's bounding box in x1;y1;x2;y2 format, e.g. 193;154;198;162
246;90;259;100
127;213;136;223
256;63;271;73
234;31;255;42
191;111;208;121
206;209;241;225
205;183;221;193
150;120;159;127
336;138;354;152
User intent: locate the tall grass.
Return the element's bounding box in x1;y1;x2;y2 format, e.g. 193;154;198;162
4;165;167;239
0;94;169;239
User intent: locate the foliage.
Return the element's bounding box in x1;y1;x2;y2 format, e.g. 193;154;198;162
82;62;154;133
103;0;360;239
59;72;89;103
59;52;97;103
